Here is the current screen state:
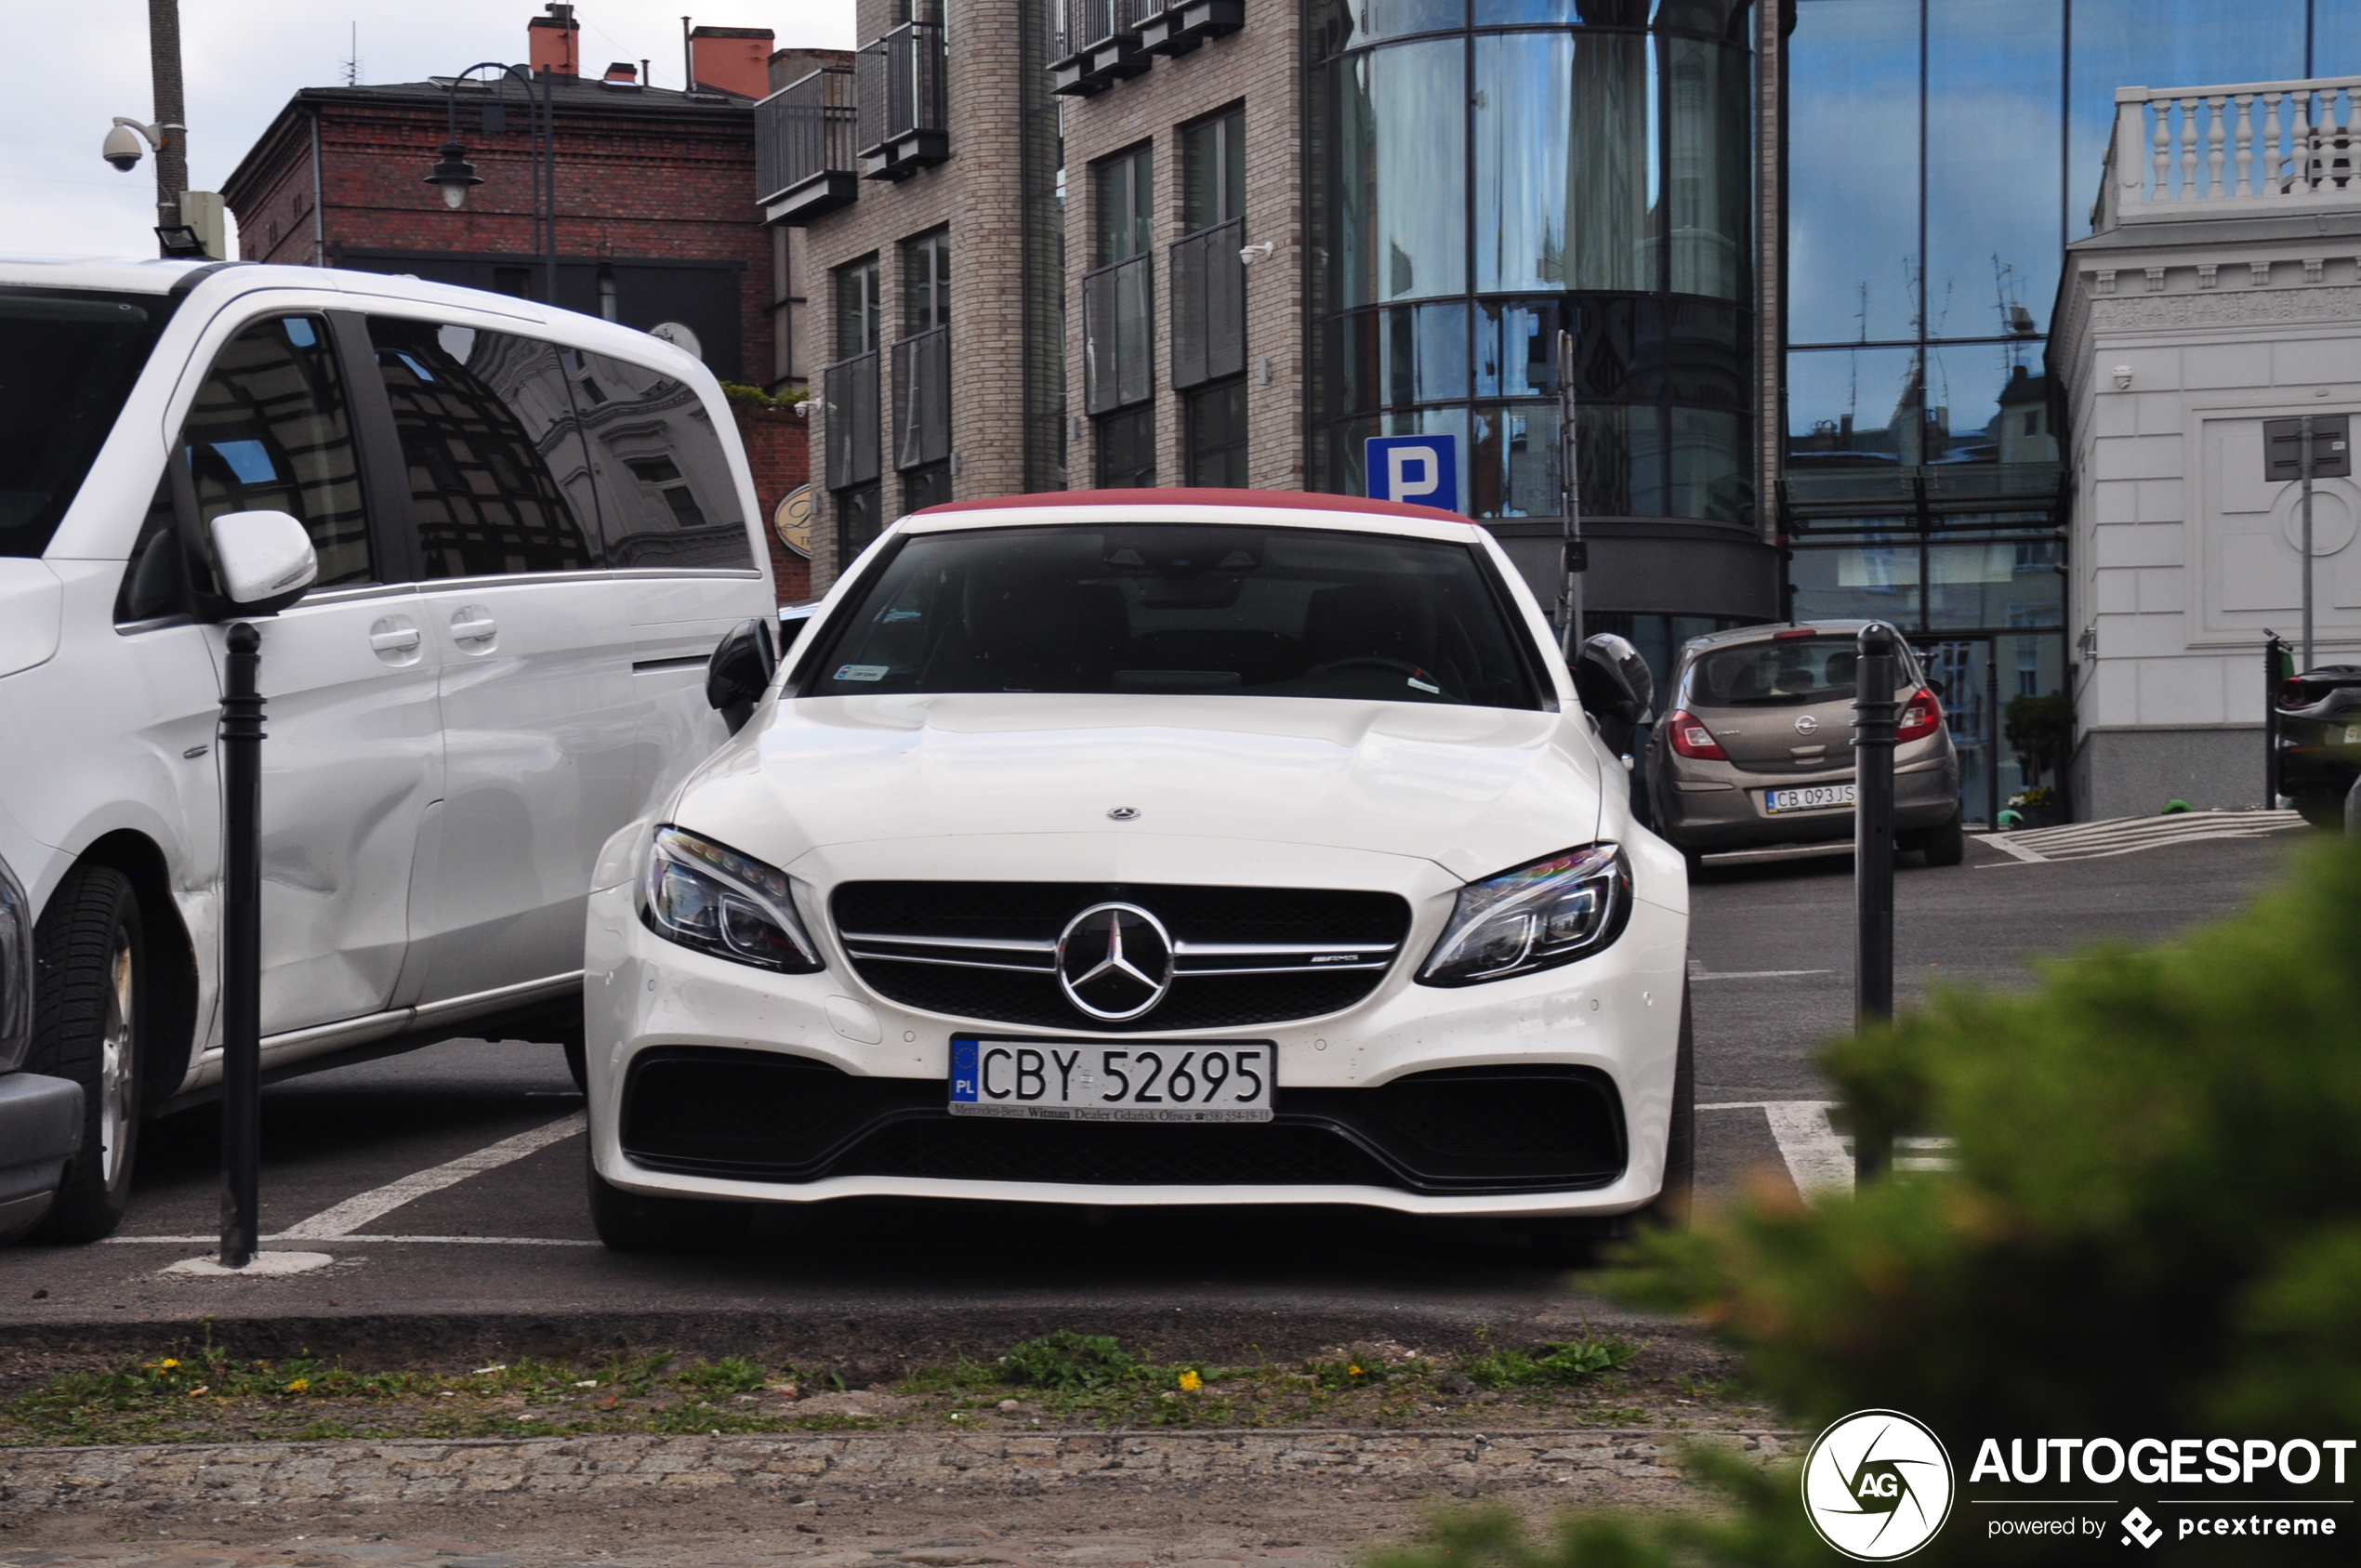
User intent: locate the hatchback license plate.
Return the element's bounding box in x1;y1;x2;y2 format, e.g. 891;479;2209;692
949;1036;1274;1122
1765;784;1857;813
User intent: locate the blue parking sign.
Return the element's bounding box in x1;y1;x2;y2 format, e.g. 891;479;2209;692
1365;434;1462;513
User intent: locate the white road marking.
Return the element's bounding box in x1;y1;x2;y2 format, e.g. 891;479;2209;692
111;1233;603;1246
1689;968;1835;981
1697;1099;1853;1203
1974;832;2050;863
270;1113;587;1241
1977;810;2302;866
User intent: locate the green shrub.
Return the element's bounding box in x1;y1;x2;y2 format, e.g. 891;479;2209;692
1371;839;2361;1566
997;1331;1142;1392
1463;1337;1636;1390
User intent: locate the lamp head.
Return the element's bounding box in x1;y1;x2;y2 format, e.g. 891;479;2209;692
424;143;482;209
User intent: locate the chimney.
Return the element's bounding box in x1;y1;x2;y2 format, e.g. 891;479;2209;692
601;60;640;89
688;25;775;99
528;3;581;78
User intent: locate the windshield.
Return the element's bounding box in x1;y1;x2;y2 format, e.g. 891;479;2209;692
0;287;177;557
1686;635;1917;709
801;522;1544;710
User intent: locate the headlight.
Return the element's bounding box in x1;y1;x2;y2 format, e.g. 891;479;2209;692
1417;844;1630;986
0;852;31;1073
640;826;824;973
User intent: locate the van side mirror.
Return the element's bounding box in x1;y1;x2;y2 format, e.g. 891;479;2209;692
1574;633;1654;758
207;510;318;614
706;616;778;734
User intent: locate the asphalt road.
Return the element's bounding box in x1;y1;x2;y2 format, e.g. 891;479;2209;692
0;824;2309;1357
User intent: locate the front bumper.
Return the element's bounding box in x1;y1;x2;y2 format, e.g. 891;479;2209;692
582;853;1689;1220
0;1072;83;1241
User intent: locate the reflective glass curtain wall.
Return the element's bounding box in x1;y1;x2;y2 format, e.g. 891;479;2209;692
1308;0;1756;529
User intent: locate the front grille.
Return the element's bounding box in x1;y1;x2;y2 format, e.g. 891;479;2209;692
831;881;1412;1032
621;1048;1625;1195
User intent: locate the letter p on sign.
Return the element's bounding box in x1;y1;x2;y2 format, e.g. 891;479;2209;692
1365;434;1462;513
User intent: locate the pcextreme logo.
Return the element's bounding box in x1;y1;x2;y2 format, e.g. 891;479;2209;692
1802;1409;1959;1561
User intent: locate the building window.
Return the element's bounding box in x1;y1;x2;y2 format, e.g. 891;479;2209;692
1097;404;1156;488
825;256;882;494
836;256;881;358
903;461;952;513
838;481;882;565
1182;105;1245;233
894;229;952;476
1085;145;1156;415
1174;106;1247;393
1185;378;1247;488
904;228;949;334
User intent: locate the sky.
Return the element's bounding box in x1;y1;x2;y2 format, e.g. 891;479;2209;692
7;1;857;258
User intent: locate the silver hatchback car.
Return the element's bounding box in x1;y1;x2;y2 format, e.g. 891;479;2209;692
1645;622;1964;866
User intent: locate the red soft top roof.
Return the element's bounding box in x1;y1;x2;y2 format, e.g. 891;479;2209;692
911;487;1470;525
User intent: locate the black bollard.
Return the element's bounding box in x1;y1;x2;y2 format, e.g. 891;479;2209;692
1852;622;1899;1184
218;622;265;1268
2263;632;2288;808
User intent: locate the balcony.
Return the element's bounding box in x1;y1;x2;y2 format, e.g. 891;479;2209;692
1052;0;1150;98
856;21;948;181
1083;253;1154;414
1135;0;1244;59
892;325;951;471
756;67;858;224
824;350;881;491
2097;75;2361;230
1169;218;1246;389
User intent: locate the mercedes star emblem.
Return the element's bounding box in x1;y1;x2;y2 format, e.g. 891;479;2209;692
1055;902;1175;1021
1106;806;1141;821
1794;713;1820;735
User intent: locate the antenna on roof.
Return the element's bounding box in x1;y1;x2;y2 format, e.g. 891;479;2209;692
341;22;361;86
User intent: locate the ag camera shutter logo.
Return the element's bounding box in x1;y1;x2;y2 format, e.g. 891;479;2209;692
1801;1409;1957;1561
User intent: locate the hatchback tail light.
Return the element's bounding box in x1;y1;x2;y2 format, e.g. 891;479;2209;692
1665;709;1729;760
1897;687;1943;743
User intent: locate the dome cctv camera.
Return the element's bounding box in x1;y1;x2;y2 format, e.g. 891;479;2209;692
102;124;145;171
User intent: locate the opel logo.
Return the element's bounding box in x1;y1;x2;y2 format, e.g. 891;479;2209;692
1795;713;1820;735
1056;902;1175;1021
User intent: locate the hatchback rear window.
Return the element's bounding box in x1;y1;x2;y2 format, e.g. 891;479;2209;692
801;522;1543;710
0;288;177;557
1687;636;1915;708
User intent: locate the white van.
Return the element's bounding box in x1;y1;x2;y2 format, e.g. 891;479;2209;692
0;257;773;1242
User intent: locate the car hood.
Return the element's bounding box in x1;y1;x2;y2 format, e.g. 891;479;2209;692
674;692;1603;885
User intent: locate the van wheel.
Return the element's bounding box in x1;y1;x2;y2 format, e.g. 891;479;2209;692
28;865;146;1243
587;1149;746;1252
1639;979;1695;1229
1920;812;1966;867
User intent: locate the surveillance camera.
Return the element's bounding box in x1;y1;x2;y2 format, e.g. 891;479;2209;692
102;124;144;171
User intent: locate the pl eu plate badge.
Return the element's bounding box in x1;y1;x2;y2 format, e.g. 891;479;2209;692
773;483;815;560
950;1037;981;1104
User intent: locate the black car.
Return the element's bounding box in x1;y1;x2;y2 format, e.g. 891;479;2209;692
2275;665;2361;827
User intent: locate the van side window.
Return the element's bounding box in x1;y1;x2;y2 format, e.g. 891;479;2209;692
569;349;752;570
182;313;373;588
369;318;600;579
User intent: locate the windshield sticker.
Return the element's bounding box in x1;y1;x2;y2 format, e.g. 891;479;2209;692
1407;672;1442;694
834;664;890;682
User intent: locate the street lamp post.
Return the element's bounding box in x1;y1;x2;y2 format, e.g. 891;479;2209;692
424;63;558;304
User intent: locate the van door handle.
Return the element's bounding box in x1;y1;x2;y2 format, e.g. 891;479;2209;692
450;615;498;642
370;626;422;652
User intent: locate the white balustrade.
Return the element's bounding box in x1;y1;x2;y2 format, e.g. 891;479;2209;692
2102;76;2361;228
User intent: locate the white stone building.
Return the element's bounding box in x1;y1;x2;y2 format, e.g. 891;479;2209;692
2055;75;2361;819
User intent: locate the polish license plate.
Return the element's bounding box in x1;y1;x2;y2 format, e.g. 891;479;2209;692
948;1037;1274;1122
1764;784;1857;814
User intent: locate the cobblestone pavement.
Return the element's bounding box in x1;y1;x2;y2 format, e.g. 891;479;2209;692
0;1426;1798;1565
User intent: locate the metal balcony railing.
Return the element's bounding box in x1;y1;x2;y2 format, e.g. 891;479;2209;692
892;325;951;471
1052;0;1150;96
1135;0;1245;59
2097;74;2361;229
755;67;858;222
856;21;948;180
1170;217;1246;390
1083;253;1154;415
824;350;881;491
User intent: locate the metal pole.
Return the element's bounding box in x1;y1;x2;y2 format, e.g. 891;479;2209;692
540;69;558;306
1853;622;1899;1184
217;623;265;1268
2301;414;2315;673
1985;640;1999;829
147;0;188;240
2264;631;2286;807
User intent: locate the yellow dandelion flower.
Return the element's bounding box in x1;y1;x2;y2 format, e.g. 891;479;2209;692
1178;1370;1203;1392
1348;1364;1365;1377
160;1359;180;1369
286;1377;310;1392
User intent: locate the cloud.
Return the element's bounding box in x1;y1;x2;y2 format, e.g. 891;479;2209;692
7;2;856;257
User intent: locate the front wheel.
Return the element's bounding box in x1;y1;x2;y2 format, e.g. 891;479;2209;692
1639;979;1695;1229
28;865;146;1243
587;1149;748;1252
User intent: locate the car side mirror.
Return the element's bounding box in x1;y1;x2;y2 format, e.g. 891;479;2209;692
207;510;318;615
1574;633;1654;760
706;616;778;734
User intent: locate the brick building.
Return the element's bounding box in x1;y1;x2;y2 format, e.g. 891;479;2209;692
224;3;826;599
767;0;1766;632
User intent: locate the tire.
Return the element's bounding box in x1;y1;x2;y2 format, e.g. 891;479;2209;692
1639;978;1695;1229
587;1148;747;1252
1919;812;1966;867
561;1037;588;1094
27;865;146;1243
2290;789;2347;831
